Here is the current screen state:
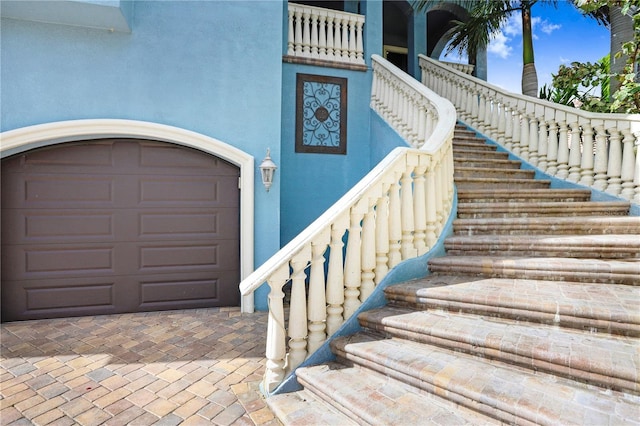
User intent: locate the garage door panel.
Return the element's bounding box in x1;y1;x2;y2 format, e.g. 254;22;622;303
2;209;116;244
0;277;118;322
137;270;240;310
136;175;239;207
2;244;116;280
138;240;239;273
21;142;115;170
138;142;238;174
2;174;116;208
137;208;239;240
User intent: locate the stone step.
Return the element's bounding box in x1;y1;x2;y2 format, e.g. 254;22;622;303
285;363;496;426
358;306;640;394
427;256;640;285
454;216;640;235
331;333;637;426
453;140;496;150
444;234;640;258
454;158;522;169
384;275;640;336
454;166;535;180
453;148;510;160
455;177;551;190
457;201;630;218
457;188;592;203
267;389;358;426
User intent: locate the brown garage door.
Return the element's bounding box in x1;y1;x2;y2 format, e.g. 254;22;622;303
1;139;240;322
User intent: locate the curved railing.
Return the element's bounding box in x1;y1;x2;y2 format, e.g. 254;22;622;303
420;54;640;203
239;54;456;393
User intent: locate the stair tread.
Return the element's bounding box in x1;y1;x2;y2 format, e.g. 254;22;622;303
332;333;638;426
428;256;640;284
294;363;496;426
457;188;591;197
445;234;640;250
454;216;640;235
358;306;639;392
267;389;358;426
384;276;640;333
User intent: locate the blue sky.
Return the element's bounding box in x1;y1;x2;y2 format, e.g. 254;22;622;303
442;0;611;95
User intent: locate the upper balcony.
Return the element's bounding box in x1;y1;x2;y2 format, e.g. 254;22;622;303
284;2;367;71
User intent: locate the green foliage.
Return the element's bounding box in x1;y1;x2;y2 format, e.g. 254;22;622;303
541;1;639;113
539;56;611;113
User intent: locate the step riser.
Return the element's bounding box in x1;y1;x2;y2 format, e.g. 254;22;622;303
456;181;550;190
454;170;535;179
427;262;639;285
385;297;639;337
445;248;638;258
454;218;640;235
457;210;630;218
454;160;522;169
454;226;639;235
458;196;591;203
357;316;638;393
453;152;510;160
453;142;496;151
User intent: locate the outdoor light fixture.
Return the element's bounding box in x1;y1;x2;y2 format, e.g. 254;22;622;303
259;148;277;192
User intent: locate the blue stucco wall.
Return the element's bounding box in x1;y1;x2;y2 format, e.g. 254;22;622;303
1;1;284;304
279;64;374;245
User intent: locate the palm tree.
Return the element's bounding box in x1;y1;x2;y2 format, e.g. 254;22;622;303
412;0;554;97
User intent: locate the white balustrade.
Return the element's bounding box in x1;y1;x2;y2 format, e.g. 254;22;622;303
239;55;456;393
287;3;365;66
419;54;640;203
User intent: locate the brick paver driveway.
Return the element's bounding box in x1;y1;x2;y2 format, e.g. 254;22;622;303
1;307;281;425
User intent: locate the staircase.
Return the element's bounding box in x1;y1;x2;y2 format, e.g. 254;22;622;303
267;124;640;425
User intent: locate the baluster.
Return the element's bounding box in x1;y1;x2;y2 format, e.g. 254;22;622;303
387;173;402;269
578;119;594;186
287;9;295;56
413;163;428;256
528;114;539;166
307;229;330;354
518;114;530;160
503;104;513;150
294;10;304;56
567;120;582;182
546;119;559;176
606;128;623;195
620;129;636;200
302;10;311;57
470;87;480;129
326;14;335;60
343;202;364;318
341;17;349;62
374;183;390;284
360;204;376;301
592;123;609;191
287;247;311;373
556;119;569;179
400;167;416;260
490;98;499;140
309;11;319;58
476;91;486;133
355;19;364;64
511;109;521;153
633;131;640;203
537;119;549;172
262;264;290;393
326;216;347;335
434;157;445;234
497;99;506;144
318;13;327;59
425;164;437;248
348;19;357;63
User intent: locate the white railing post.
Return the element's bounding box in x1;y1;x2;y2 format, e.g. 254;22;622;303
307;230;330;354
579;118;595;186
263;264;290;393
606;124;623;195
620;128;636;200
326;215;348;336
287;246;311;373
567;116;582;183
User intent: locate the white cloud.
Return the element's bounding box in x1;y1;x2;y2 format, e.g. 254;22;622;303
488;30;513;59
503;14;521;37
559;56;570;64
538;20;561;35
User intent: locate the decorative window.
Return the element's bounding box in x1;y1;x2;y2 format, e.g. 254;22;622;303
295;73;347;154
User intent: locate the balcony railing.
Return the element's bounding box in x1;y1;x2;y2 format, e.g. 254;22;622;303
420;54;640;203
285;2;365;68
239;54;456;394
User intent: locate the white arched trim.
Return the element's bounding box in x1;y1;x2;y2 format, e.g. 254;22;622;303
1;119;256;312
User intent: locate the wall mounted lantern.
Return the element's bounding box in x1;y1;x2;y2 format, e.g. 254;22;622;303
259;148;277;192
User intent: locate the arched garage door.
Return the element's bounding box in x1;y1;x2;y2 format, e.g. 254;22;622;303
1;139;240;322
